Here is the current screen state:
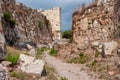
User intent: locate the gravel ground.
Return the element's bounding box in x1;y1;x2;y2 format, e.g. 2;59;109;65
43;51;96;80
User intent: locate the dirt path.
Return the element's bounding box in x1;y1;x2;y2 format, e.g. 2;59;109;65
43;51;95;80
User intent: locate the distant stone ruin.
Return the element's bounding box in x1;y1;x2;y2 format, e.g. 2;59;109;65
40;7;62;40
72;0;118;48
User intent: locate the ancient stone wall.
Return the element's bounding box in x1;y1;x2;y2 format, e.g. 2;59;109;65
40;7;62;40
114;0;120;38
72;0;115;48
1;0;53;46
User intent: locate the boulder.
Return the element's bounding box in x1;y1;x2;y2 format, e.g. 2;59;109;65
26;44;33;50
29;48;37;57
1;61;12;67
102;41;118;57
0;35;6;60
0;64;9;80
19;54;45;75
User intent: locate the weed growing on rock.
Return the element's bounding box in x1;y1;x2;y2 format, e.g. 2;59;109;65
95;51;100;58
50;48;58;56
38;20;43;29
36;48;45;59
10;71;25;80
4;12;12;20
67;52;90;64
6;53;19;65
60;77;68;80
4;12;16;26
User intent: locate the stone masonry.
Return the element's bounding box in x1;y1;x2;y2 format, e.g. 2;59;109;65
72;0;116;48
40;7;62;40
114;0;120;38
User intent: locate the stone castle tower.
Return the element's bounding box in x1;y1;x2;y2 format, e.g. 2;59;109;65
40;7;62;40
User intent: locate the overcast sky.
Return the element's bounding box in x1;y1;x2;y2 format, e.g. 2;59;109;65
16;0;93;31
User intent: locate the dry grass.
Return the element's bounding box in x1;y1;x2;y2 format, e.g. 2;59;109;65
7;46;22;55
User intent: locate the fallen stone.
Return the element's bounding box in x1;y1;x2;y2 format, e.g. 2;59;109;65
0;64;9;80
0;40;6;60
26;44;33;50
92;41;99;47
19;54;45;75
1;61;12;67
29;48;37;57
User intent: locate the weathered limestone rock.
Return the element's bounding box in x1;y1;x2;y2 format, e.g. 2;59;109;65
19;54;45;75
102;41;118;56
0;64;9;80
0;0;6;60
1;61;12;67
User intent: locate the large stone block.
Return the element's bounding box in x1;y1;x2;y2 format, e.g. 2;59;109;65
19;54;45;75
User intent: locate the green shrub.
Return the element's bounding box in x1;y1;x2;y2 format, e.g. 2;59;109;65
50;48;58;56
3;12;12;20
79;52;84;57
68;52;90;64
4;12;16;27
6;53;19;65
36;48;45;59
38;20;43;29
60;77;68;80
10;19;16;26
62;30;72;39
91;60;97;66
10;71;25;80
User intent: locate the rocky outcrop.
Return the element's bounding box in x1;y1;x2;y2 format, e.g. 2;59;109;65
2;0;53;46
0;0;54;59
72;0;116;48
0;0;6;60
0;64;9;80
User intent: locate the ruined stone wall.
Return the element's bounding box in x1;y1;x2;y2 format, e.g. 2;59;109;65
40;7;62;40
72;0;115;48
114;0;120;38
1;0;53;45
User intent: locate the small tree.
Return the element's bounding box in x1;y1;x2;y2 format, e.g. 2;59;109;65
62;30;73;42
62;30;72;39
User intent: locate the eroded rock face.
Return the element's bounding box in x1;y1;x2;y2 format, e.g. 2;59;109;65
0;64;9;80
72;0;115;48
19;54;45;75
0;0;6;60
2;0;53;46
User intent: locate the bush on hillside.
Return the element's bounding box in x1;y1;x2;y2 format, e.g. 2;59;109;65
62;30;72;39
4;12;12;20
